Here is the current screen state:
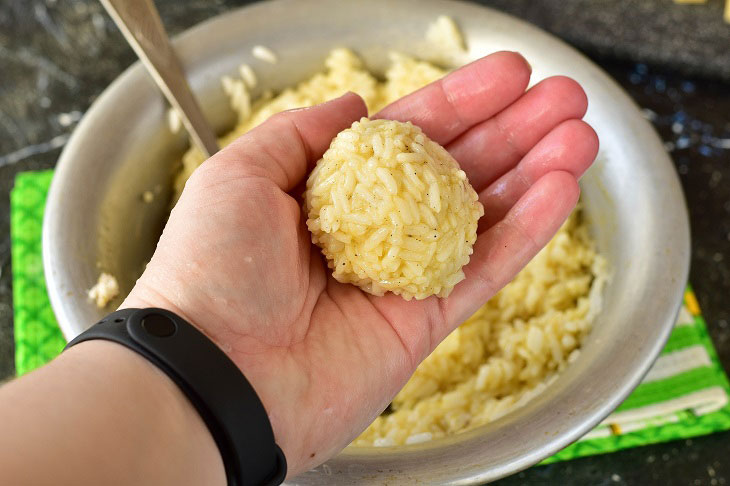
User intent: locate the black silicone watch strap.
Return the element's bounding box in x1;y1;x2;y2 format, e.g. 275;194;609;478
65;308;286;486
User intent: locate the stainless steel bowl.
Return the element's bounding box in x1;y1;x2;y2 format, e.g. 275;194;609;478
43;0;690;483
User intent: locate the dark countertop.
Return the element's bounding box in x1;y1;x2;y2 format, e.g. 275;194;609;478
0;0;728;484
484;0;730;82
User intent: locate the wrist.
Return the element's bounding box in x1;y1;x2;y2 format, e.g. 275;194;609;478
0;339;226;485
122;282;227;353
93;303;290;481
122;284;298;478
67;341;226;484
121;286;190;329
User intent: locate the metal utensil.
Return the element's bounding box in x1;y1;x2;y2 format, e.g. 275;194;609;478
100;0;219;157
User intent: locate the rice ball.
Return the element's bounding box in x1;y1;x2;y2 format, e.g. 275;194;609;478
304;118;484;300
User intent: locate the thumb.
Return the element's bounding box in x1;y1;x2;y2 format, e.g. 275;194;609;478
207;92;368;191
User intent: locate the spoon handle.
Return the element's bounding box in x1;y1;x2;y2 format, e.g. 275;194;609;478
100;0;220;158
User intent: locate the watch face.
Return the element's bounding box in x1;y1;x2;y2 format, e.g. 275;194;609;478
141;313;177;338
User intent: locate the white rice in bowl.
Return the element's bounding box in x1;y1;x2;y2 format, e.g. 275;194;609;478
169;37;608;446
354;210;608;446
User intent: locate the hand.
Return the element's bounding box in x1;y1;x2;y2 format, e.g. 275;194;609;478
123;51;598;477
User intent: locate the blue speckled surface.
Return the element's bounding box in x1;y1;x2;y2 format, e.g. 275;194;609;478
0;1;728;484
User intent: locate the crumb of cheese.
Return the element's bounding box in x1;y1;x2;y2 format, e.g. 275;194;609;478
88;273;119;308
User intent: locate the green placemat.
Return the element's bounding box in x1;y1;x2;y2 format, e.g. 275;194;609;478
10;170;730;463
11;170;66;374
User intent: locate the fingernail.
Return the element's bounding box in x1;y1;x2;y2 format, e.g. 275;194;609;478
511;51;532;73
332;91;356;102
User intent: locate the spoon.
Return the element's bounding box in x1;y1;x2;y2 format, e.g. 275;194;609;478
100;0;220;158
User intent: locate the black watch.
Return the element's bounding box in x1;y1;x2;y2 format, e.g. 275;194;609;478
65;307;286;486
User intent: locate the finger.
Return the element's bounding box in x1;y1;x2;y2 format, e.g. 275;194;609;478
447;76;589;192
375;51;532;145
210;92;367;191
477;119;598;230
440;171;580;331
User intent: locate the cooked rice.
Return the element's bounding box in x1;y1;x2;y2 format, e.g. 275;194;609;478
172;48;445;202
427;16;466;53
88;272;119;308
304;118;483;300
169;26;607;446
167;108;182;134
238;64;257;89
355;210;608;446
252;45;278;64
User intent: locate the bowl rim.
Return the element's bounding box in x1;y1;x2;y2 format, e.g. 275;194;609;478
43;0;691;483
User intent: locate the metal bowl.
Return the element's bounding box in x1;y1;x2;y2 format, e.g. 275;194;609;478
43;0;690;483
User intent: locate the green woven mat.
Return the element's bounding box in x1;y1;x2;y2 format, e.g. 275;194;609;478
11;170;66;373
11;170;730;463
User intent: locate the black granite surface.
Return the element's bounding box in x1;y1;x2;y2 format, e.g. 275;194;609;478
485;0;730;82
0;0;728;484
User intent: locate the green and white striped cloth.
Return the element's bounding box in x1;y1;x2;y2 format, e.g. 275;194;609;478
546;293;730;462
11;170;730;463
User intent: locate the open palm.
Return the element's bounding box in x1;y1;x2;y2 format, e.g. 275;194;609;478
122;51;598;477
